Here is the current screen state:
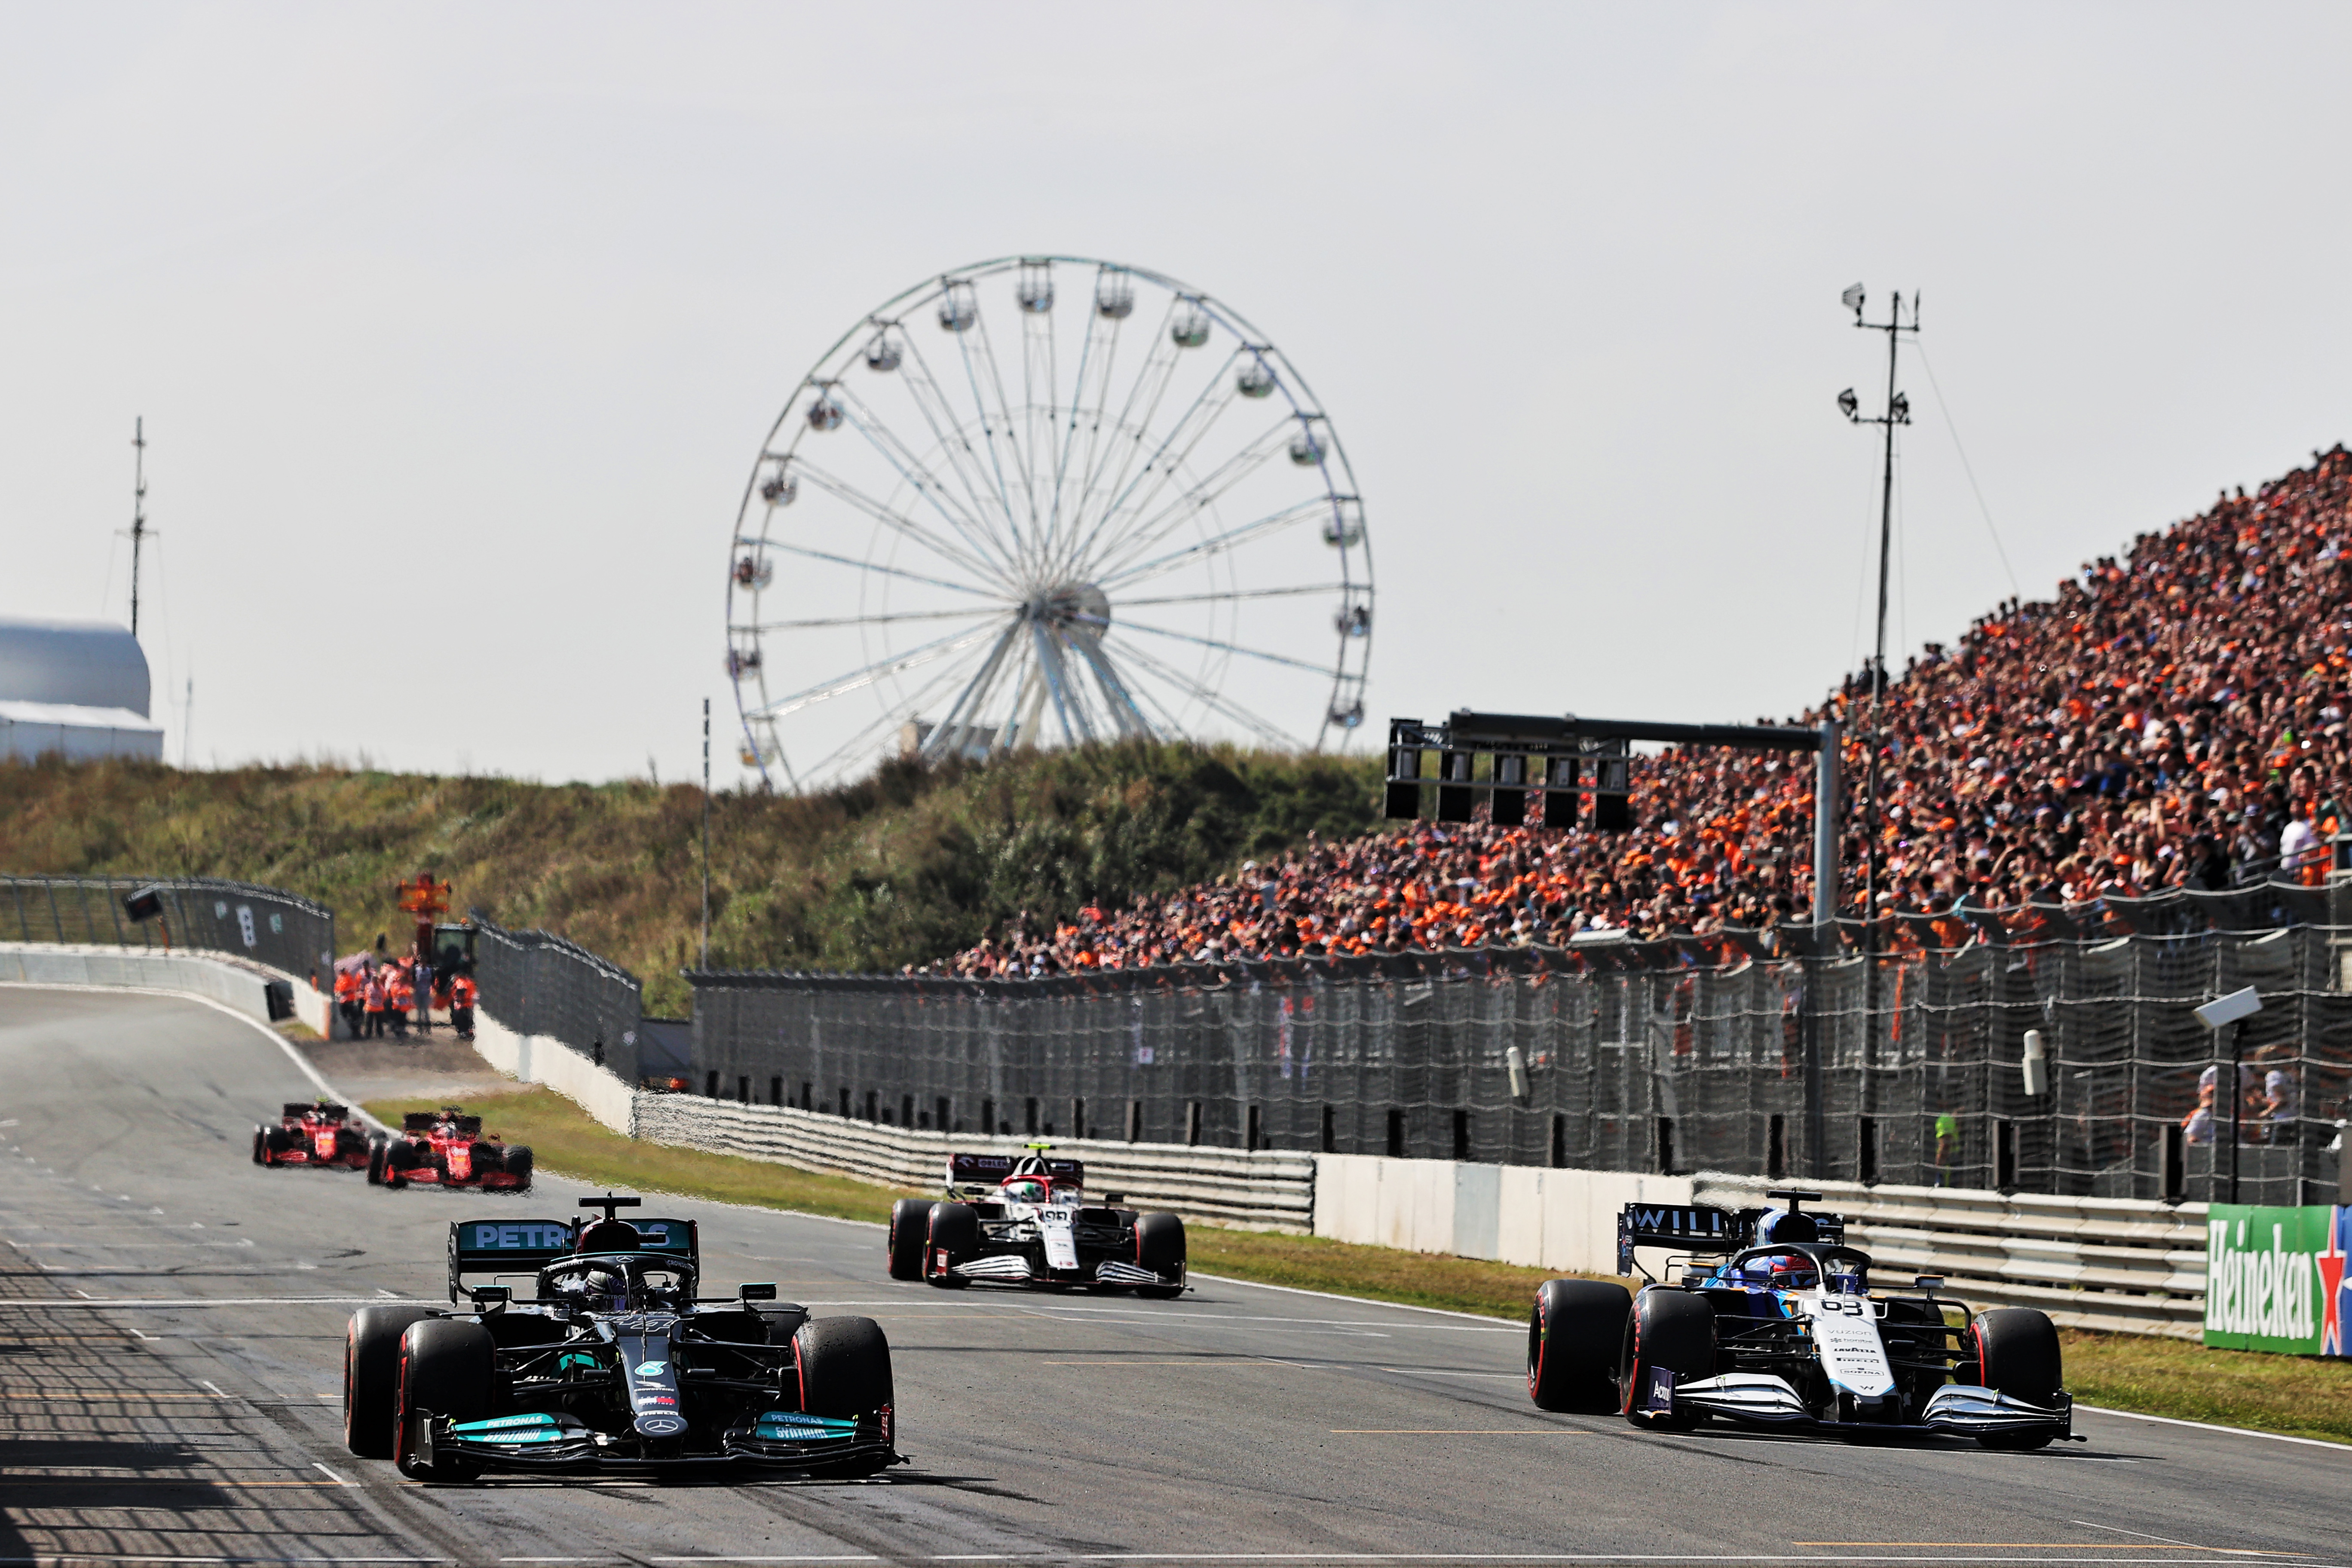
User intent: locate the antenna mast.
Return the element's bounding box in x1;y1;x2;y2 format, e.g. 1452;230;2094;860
129;417;149;637
1834;286;1919;924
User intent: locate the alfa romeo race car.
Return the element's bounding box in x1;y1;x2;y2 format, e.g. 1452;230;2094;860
251;1101;371;1170
1528;1190;2078;1449
367;1107;533;1192
887;1148;1186;1297
341;1194;900;1481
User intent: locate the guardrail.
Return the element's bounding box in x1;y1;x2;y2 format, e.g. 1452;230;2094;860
629;1092;1316;1231
1697;1175;2208;1338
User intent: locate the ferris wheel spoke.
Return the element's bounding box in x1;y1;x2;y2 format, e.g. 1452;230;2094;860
825;381;1023;578
1101;633;1299;750
734;605;1005;634
1086;416;1297;580
1067;294;1185;556
954;315;1035;566
758;539;1010;603
891;328;1029;569
1061;347;1242;580
1108;582;1353;608
1021;288;1063;568
1030;622;1085;746
1050;301;1123;557
745;619;1008;719
1099;617;1338;676
793;646;999;788
1096;496;1333;592
788;456;1016;589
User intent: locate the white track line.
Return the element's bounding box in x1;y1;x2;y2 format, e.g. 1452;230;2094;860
2075;1402;2351;1452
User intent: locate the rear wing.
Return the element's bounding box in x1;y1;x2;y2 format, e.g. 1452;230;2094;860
444;1216;701;1300
945;1152;1084;1192
402;1112;440;1133
1613;1201;1847;1274
285;1102;349;1121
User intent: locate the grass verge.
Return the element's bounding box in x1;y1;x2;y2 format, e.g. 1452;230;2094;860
367;1088;2351;1445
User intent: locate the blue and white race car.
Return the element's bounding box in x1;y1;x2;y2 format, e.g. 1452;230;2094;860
1528;1190;2076;1449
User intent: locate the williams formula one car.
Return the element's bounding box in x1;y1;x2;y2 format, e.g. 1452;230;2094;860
1528;1190;2077;1449
252;1101;371;1170
368;1107;533;1192
887;1148;1187;1297
341;1194;899;1480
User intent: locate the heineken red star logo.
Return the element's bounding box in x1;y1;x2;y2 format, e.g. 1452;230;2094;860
2321;1212;2348;1358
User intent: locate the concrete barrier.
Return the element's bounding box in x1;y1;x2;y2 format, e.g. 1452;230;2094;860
0;941;279;1023
1313;1153;1694;1274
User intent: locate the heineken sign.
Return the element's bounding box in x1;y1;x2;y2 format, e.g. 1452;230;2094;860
2203;1205;2350;1357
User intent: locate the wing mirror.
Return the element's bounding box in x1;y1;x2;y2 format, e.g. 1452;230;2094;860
470;1285;511;1309
739;1282;778;1302
1913;1275;1944;1295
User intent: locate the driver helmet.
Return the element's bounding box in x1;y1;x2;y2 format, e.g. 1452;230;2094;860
1000;1176;1048;1205
1753;1208;1819;1245
1744;1251;1819;1291
576;1219;642;1254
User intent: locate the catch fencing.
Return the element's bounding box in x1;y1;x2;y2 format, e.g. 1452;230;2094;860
689;882;2352;1210
0;873;335;985
468;911;645;1083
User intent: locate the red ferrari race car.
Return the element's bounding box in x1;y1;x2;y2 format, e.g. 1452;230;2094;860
368;1107;534;1193
253;1101;373;1170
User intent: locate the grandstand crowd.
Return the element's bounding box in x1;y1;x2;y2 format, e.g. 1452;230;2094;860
930;446;2352;977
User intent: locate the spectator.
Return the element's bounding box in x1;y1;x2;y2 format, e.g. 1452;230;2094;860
926;447;2352;974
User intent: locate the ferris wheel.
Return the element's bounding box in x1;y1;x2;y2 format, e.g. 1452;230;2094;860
724;255;1374;790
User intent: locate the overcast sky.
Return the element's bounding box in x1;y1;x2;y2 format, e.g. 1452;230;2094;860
6;3;2349;784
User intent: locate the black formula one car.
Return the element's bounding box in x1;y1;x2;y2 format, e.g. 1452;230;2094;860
886;1148;1186;1297
342;1194;899;1480
253;1101;373;1170
1528;1190;2077;1449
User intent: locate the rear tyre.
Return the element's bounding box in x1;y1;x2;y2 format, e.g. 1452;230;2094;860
1133;1212;1186;1299
923;1202;977;1289
1620;1288;1715;1430
393;1318;492;1480
345;1304;438;1459
1973;1307;2062;1451
794;1315;895;1475
886;1199;928;1280
1529;1278;1632;1413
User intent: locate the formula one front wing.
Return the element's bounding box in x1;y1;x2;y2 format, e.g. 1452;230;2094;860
415;1408;901;1474
1644;1372;2079;1440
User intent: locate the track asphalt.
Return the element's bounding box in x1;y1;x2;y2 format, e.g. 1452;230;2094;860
0;986;2343;1567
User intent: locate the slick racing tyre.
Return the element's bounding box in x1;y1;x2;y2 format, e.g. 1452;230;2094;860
252;1126;270;1166
383;1139;420;1191
365;1136;387;1185
393;1318;492;1481
1529;1278;1631;1413
886;1199;929;1280
1972;1307;2062;1450
1620;1288;1715;1430
262;1125;293;1164
343;1303;438;1459
923;1202;977;1288
794;1315;894;1476
1133;1212;1186;1299
500;1145;533;1191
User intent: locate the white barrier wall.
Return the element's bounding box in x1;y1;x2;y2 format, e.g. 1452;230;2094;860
1314;1153;1694;1275
0;942;278;1023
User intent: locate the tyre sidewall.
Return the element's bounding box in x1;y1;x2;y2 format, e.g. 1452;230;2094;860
1529;1278;1632;1413
1620;1288;1716;1427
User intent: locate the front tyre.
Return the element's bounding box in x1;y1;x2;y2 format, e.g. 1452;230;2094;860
794;1316;895;1476
923;1202;977;1289
393;1318;492;1480
501;1145;533;1191
1133;1212;1186;1299
252;1126;270;1166
1973;1307;2062;1451
1529;1278;1631;1413
1620;1288;1716;1430
886;1199;929;1280
343;1304;437;1458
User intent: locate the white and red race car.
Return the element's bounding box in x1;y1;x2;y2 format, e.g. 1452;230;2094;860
887;1147;1186;1298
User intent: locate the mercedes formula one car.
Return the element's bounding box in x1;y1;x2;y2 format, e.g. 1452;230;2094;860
252;1101;371;1170
367;1107;533;1192
341;1194;900;1481
887;1148;1186;1297
1527;1190;2077;1449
